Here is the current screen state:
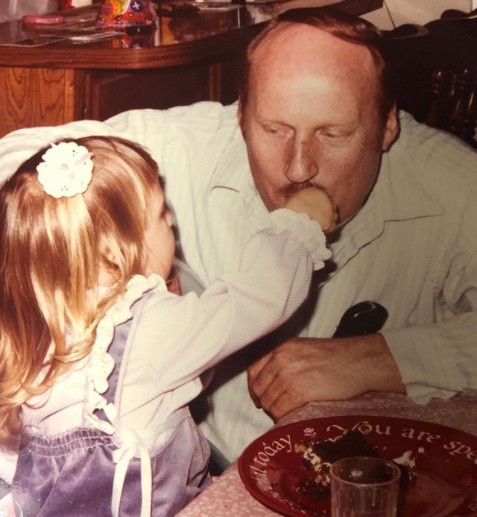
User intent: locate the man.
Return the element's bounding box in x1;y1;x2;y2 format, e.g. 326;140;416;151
0;8;476;464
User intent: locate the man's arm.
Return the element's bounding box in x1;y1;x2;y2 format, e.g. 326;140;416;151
247;333;405;420
0;120;116;185
0;102;230;187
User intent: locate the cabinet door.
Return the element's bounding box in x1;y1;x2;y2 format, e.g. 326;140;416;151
85;65;208;120
0;67;85;137
0;50;244;136
85;51;244;121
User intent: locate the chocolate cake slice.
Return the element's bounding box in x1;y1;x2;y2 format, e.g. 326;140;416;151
296;430;411;503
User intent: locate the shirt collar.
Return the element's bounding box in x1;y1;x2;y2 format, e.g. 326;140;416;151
371;112;443;223
330;114;444;265
208;126;255;196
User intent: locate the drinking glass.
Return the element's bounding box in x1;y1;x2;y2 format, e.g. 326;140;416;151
330;456;401;517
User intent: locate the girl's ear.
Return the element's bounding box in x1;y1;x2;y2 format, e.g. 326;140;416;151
98;244;121;286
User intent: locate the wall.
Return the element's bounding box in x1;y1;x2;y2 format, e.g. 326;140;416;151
362;0;474;29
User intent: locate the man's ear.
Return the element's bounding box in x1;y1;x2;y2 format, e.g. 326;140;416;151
382;104;399;151
237;100;246;137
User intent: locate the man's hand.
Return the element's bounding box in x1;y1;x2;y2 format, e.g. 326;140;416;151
285;187;337;233
247;334;405;421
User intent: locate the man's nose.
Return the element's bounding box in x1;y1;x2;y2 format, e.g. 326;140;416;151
284;138;318;184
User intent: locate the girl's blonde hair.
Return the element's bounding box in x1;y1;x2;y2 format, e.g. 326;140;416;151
0;136;161;446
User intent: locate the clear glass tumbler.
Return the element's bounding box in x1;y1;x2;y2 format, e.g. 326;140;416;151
330;456;401;517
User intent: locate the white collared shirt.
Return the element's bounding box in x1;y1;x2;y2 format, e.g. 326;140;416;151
1;102;477;461
108;104;477;460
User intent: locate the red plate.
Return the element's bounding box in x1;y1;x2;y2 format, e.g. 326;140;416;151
238;415;477;517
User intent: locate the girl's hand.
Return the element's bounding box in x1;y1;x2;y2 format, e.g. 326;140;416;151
285;187;337;233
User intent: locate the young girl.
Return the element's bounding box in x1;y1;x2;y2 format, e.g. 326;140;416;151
0;136;334;517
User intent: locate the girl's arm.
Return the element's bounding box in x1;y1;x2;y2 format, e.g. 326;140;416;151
135;188;335;390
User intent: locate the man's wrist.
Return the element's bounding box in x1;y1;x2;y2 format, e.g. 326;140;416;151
360;333;406;394
331;333;406;395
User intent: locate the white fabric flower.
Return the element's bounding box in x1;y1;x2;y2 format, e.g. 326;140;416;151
37;141;93;198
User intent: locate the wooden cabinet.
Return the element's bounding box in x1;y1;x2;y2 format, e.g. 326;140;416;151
0;6;262;137
0;50;244;135
0;59;245;137
0;67;84;134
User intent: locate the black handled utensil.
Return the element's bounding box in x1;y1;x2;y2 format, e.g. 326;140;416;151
333;301;388;338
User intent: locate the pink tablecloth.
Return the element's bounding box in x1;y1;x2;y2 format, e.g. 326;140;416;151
177;392;477;516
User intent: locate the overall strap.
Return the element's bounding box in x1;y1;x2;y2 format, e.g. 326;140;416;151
100;290;188;517
97;293;152;413
97;292;154;517
112;291;189;435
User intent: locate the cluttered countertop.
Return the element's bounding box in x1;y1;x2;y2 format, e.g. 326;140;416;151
0;0;382;68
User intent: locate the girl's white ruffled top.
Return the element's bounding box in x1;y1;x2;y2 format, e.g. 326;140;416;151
6;209;330;516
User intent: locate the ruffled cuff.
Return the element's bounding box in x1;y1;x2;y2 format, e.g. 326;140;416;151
269;208;332;270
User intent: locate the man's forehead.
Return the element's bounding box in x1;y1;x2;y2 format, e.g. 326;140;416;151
249;25;378;109
253;24;375;77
